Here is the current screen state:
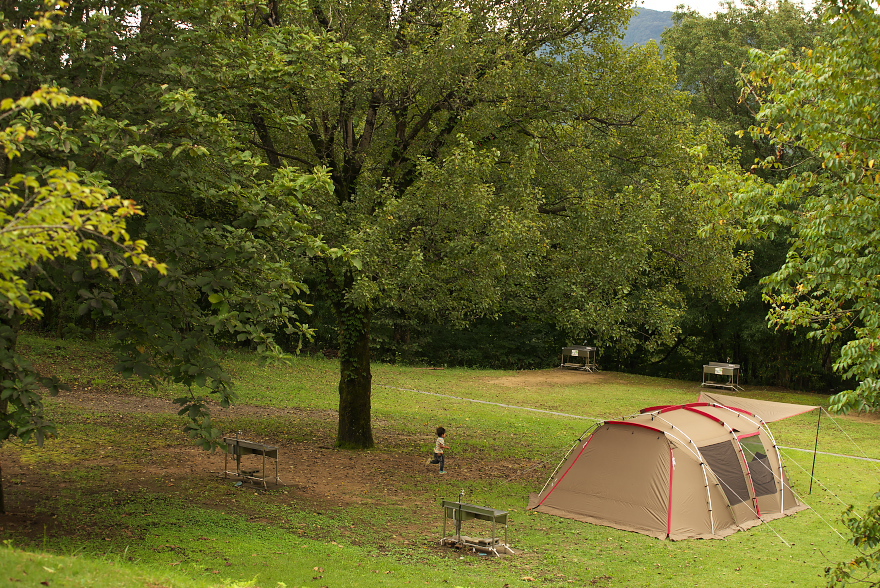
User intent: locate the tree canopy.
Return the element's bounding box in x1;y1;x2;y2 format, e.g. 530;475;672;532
646;0;836;389
1;0;357;448
663;0;820;158
4;0;748;451
0;2;167;451
699;0;880;416
215;0;747;447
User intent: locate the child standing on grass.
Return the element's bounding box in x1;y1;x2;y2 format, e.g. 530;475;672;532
428;426;449;473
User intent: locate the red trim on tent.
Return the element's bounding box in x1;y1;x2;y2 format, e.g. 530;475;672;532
684;406;726;425
667;446;675;538
538;434;596;507
606;421;664;433
641;402;759;419
640;405;674;413
649;404;728;426
656;403;711;414
658;405;684;414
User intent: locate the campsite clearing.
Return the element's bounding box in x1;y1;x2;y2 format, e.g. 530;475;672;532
0;333;878;588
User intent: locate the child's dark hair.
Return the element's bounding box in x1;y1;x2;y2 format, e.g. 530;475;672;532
436;426;446;437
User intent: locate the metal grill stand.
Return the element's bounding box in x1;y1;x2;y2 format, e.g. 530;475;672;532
440;500;514;556
222;435;280;488
560;345;598;372
701;362;743;391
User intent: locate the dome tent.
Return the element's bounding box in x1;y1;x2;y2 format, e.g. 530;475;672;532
528;402;811;540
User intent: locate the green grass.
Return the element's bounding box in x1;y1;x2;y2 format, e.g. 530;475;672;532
0;542;226;588
2;332;879;588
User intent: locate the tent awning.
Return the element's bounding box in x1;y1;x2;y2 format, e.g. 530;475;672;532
697;392;818;422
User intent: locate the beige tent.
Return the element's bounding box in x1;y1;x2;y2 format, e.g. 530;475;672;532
529;402;809;539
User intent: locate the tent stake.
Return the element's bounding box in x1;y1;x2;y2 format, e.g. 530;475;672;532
809;409;821;495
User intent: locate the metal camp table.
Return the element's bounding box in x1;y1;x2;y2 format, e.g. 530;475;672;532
222;436;280;488
701;362;743;391
441;500;513;555
560;345;598;372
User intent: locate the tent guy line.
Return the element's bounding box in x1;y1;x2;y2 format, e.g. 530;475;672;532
779;446;880;463
374;384;603;421
376;384;880;463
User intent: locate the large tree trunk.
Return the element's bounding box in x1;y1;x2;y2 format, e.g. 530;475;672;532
335;305;375;449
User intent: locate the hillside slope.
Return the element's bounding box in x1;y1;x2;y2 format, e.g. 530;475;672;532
623;8;674;46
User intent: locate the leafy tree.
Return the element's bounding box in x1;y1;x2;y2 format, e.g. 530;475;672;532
693;0;880;580
663;0;820;141
825;491;880;587
0;1;165;513
705;0;880;414
650;0;832;388
5;0;346;447
7;0;747;451
198;0;748;448
0;3;163;319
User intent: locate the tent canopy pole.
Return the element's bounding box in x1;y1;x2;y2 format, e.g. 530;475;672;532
809;408;821;494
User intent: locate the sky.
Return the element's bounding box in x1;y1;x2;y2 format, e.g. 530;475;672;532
637;0;726;14
637;0;814;15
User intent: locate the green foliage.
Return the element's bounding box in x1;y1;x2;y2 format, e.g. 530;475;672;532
663;0;820;131
653;0;852;392
0;1;167;460
825;491;880;587
703;0;880;414
0;2;165;319
1;0;760;451
693;0;880;581
372;314;565;369
0;324;64;445
0;0;352;447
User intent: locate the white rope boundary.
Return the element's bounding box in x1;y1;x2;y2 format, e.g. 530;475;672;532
377;384;879;463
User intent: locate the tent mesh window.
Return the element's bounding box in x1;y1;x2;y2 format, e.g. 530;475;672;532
738;433;777;497
699;441;752;506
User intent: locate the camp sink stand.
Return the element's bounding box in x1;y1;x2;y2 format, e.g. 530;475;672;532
441;499;514;556
222;434;280;489
701;361;743;391
560;345;598;372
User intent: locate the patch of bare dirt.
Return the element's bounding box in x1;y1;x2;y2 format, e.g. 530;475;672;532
0;386;548;546
484;368;624;387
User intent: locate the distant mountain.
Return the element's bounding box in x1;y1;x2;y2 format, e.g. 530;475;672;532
622;8;675;46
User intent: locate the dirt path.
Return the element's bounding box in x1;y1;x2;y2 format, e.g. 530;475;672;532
0;384;547;545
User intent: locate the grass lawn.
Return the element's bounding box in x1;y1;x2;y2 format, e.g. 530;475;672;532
0;333;878;588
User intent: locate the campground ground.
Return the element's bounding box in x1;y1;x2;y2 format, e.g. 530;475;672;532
1;370;580;547
1;335;879;588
